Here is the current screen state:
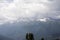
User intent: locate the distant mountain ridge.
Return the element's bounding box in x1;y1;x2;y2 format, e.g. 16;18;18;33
0;35;14;40
0;17;60;40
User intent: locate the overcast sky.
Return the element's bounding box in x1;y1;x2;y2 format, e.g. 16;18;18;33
0;0;60;40
0;0;60;24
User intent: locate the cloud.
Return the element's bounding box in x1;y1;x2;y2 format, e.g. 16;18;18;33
0;0;60;24
0;0;13;3
37;18;47;22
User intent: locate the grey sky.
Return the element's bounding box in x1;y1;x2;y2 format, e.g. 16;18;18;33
0;0;60;24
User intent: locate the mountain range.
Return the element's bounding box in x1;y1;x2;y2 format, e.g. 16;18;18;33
0;18;60;40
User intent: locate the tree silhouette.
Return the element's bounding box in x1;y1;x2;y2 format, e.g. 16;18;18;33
41;37;44;40
26;33;34;40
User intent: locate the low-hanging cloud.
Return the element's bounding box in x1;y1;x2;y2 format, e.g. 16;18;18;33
0;0;60;24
